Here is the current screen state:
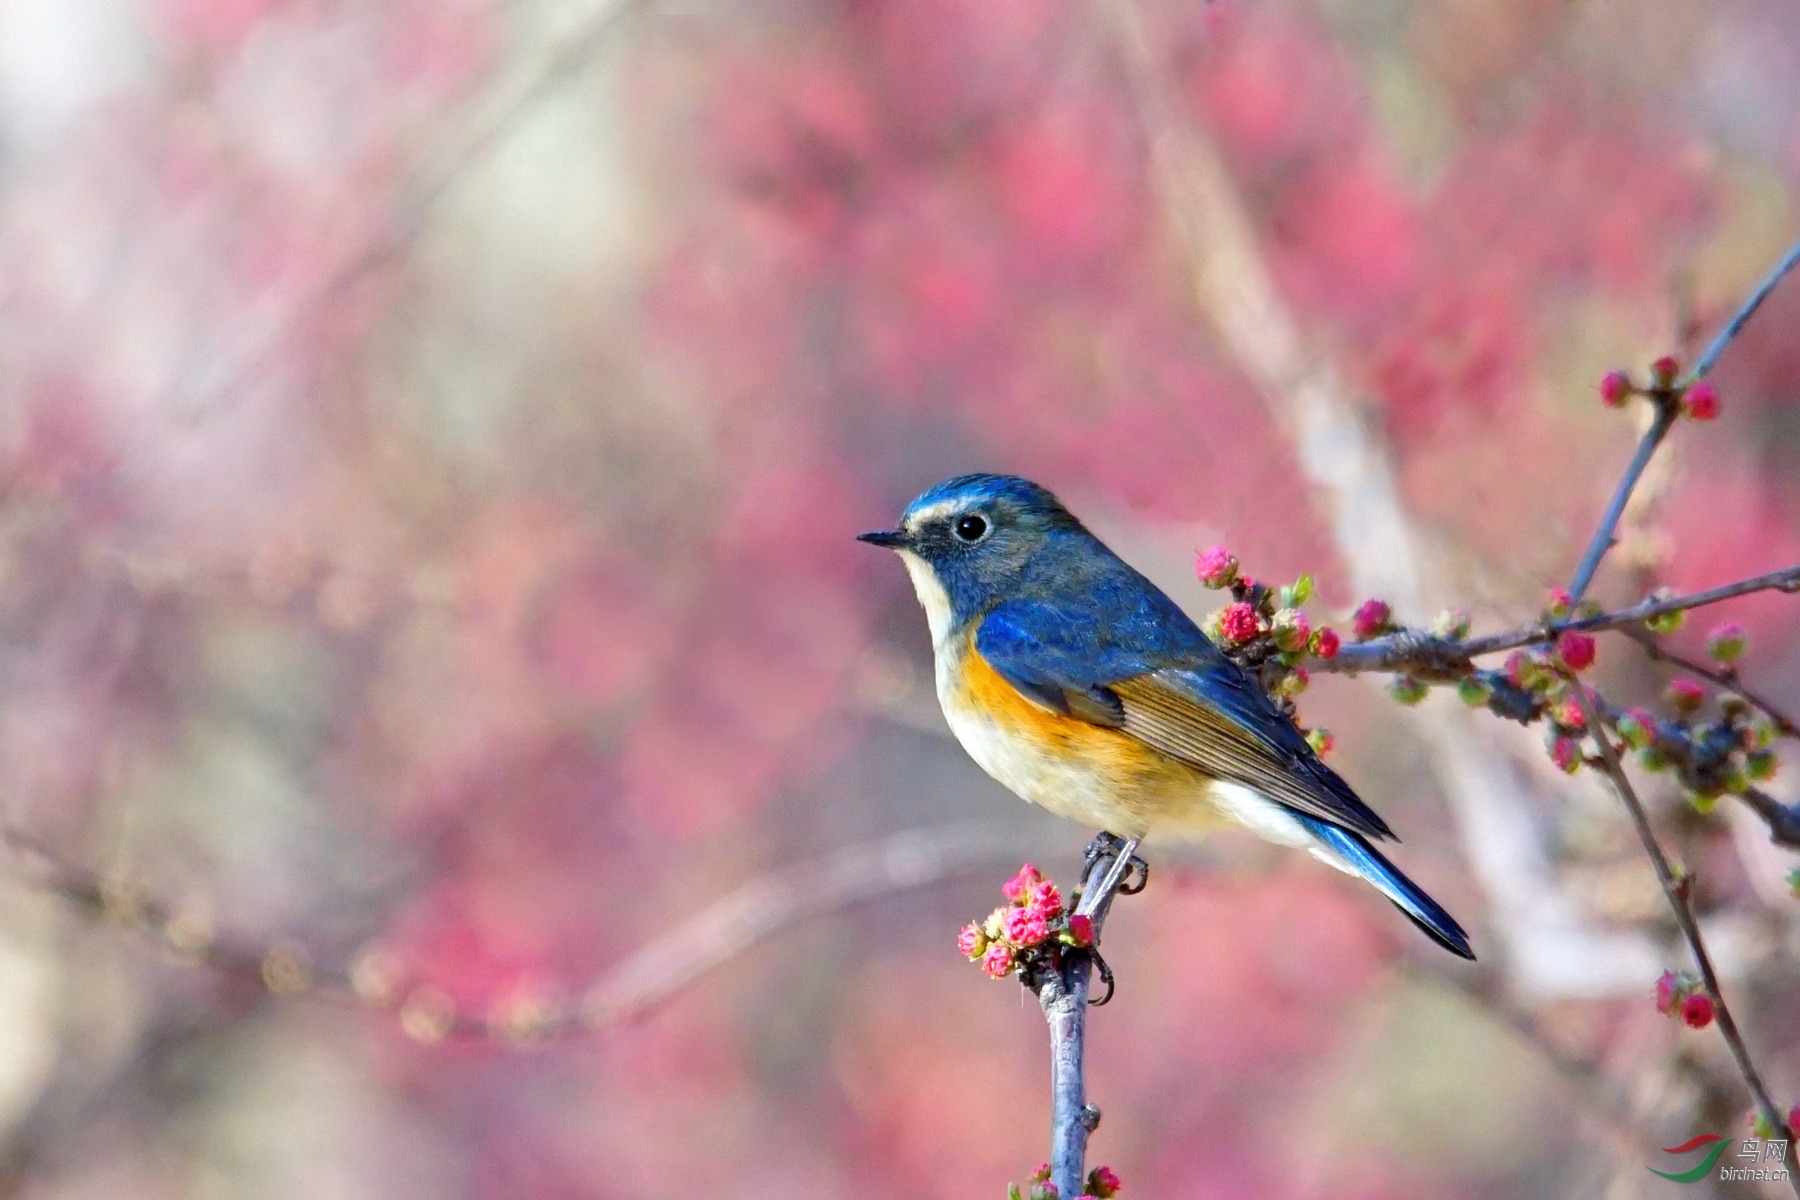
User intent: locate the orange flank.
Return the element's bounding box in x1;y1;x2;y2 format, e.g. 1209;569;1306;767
946;636;1221;836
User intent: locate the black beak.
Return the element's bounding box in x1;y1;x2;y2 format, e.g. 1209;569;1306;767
857;529;910;549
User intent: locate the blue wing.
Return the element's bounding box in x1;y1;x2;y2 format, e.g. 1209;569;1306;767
975;596;1394;841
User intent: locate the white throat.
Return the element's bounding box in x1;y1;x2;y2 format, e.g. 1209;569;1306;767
898;550;956;647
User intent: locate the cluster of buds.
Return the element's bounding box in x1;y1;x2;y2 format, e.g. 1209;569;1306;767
1748;1107;1800;1141
1008;1163;1123;1200
1615;673;1779;810
1195;547;1339;725
1599;356;1719;421
960;865;1094;981
1655;969;1716;1029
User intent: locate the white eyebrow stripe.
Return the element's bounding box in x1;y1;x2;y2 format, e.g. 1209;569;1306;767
904;498;963;529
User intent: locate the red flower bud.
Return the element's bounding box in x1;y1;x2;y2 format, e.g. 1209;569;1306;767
1311;627;1341;659
1551;736;1582;773
1556;631;1597;671
981;943;1014;978
1683;380;1720;420
1026;880;1063;918
1085;1165;1123;1198
1351;598;1391;640
1599;370;1632;406
1219;602;1260;644
957;922;987;959
1651;355;1680;385
1681;992;1715;1029
1066;913;1094;947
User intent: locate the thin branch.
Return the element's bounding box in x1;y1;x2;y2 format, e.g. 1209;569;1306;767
1619;627;1800;741
1691;235;1800;381
180;0;653;421
0;821;1043;1042
1567;683;1800;1197
1317;563;1800;675
1566;403;1679;606
1034;839;1138;1200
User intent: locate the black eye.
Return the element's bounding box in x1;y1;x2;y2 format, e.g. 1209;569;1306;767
954;513;988;542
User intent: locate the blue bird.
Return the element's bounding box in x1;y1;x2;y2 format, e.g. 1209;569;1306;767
859;473;1473;959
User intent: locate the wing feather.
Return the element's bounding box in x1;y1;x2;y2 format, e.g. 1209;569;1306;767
1110;672;1392;840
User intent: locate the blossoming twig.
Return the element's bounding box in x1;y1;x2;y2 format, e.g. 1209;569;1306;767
1567;683;1800;1199
1619;626;1800;741
1315;563;1800;676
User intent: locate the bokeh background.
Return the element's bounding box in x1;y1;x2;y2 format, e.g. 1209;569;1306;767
1;0;1799;1196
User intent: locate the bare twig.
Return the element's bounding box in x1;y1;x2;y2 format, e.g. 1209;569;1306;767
1690;235;1800;382
1566;403;1679;606
0;821;1044;1042
180;0;653;420
1568;683;1800;1196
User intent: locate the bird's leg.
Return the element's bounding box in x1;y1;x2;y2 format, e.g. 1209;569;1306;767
1082;831;1149;898
1080;831;1127;888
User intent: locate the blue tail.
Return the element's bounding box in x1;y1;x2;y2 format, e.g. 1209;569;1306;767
1296;814;1475;960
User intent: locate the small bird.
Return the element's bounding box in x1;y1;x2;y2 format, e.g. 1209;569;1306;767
859;473;1473;958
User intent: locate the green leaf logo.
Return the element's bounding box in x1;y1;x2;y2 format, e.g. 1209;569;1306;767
1647;1135;1732;1183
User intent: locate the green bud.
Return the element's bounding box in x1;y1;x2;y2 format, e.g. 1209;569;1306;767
1691;790;1718;814
1642;589;1685;634
1456;676;1491;707
1389;676;1429;706
1289;573;1315;607
1639;746;1670;772
1724;765;1751;795
1747;749;1778;782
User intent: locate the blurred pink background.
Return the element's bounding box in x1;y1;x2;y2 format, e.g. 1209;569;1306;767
1;0;1799;1195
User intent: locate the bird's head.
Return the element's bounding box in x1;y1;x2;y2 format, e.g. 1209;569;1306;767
858;474;1079;641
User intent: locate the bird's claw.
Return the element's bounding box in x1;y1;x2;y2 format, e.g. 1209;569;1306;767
1086;948;1115;1006
1081;831;1148;896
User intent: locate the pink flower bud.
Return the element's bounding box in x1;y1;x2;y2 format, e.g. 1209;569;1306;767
1002;864;1044;903
1705;621;1746;664
1655;969;1681;1014
981;943;1014;979
1066;913;1094;947
1033;1164;1053;1184
1681;992;1715;1029
1556;699;1586;730
1683;380;1720;420
1547;586;1573;617
1556;631;1597;671
1351;598;1391;640
1666;680;1704;713
1195;545;1238;588
1599;370;1632;406
1002;906;1050;948
1219;602;1260;644
1310;627;1340;659
1551;736;1582;773
1651;355;1680;385
1086;1165;1123;1198
1026;880;1063;918
957;922;987;960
